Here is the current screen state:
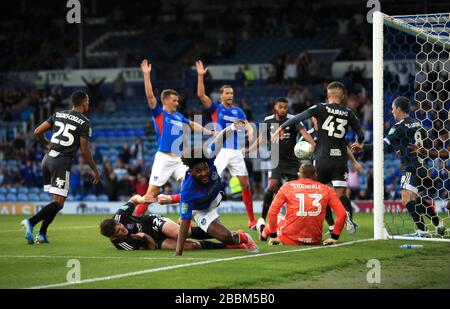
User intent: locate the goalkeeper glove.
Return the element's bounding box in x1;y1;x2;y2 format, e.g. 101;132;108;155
268;237;281;246
323;238;338;245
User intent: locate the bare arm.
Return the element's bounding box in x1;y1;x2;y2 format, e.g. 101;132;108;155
207;120;245;156
246;134;265;154
131;232;157;250
299;128;316;152
196;60;212;109
80;137;100;184
175;218;190;256
347;147;363;173
34;121;52;148
244;120;254;143
140;59;157;109
189;120;215;136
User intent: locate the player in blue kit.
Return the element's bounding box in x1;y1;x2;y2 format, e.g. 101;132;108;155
135;59;215;216
196;60;257;229
175;120;258;256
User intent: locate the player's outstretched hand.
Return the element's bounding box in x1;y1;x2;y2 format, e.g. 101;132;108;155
196;60;208;75
131;232;146;239
158;194;172;205
323;238;338;245
408;143;426;157
140;59;151;74
268;237;281;246
350;142;364;154
92;169;100;184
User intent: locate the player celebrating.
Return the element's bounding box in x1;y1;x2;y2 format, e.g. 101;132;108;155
352;97;444;236
135;59;215;216
100;195;246;251
196;60;257;229
175;120;258;256
21;91;100;244
245;97;316;231
272;82;364;233
260;163;346;246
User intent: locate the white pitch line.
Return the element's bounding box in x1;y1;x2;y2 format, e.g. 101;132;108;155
0;226;98;233
28;238;375;289
0;255;216;261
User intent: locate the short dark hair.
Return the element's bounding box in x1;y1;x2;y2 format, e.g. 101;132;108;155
71;91;87;107
100;219;117;237
393;96;410;113
219;85;233;94
274;97;289;105
299;163;317;180
327;81;346;95
161;89;179;102
181;147;209;169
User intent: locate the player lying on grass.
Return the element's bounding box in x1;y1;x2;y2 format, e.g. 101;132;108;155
100;195;246;251
260;163;346;246
174;119;259;256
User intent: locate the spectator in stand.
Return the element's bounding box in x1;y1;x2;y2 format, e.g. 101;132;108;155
393;64;411;94
12;132;26;155
103;96;116;114
119;144;131;165
235;67;246;86
243;65;255;86
118;173;133;200
284;55;298;85
347;166;360;200
386;184;399;200
91;143;103;165
113;72;126;101
143;121;154;138
135;174;149;197
104;172;119;201
81;76;106;110
131;137;145;163
114;160;127;180
20;160;37;187
70;167;82;196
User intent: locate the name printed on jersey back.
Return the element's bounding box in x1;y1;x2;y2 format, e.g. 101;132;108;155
325;106;348;117
55;112;86;125
289;183;322;190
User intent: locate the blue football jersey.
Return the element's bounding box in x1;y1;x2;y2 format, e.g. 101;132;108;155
151;104;190;155
210;102;247;150
179;158;223;220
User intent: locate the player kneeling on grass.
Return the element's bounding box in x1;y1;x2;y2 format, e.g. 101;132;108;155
174;120;259;256
260;163;346;246
100;194;245;251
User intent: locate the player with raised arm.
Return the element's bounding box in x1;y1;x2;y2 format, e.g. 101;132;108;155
196;60;257;229
352;97;445;236
245;97;316;233
175;120;258;256
135;59;215;216
260;163;346;246
21;91;100;244
100;195;246;251
272;82;364;234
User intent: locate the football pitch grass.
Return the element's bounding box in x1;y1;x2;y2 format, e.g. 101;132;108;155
0;213;449;289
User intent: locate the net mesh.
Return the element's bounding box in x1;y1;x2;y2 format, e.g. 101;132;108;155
382;13;449;239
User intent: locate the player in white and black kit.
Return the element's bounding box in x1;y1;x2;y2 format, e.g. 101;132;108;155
21;91;100;244
99;195;244;251
273;82;365;232
246;98;316;233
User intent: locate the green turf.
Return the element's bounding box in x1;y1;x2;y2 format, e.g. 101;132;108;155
0;213;449;289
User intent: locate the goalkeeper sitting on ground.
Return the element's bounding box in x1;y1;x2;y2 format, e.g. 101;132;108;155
260;163;347;246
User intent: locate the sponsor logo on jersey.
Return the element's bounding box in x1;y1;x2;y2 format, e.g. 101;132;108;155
222;115;239;122
181;203;188;214
55;177;65;188
330;149;342;156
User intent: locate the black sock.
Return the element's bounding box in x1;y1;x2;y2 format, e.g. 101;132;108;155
38;202;62;235
261;189;275;220
190;227;212;240
199;240;227;249
340;196;353;220
325;206;335;227
420;200;440;227
29;201;61;227
405;201;426;231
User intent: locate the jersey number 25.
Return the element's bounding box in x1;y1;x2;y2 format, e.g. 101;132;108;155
51;121;76;147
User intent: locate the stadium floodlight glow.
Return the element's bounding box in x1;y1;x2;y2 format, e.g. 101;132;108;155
372;11;450;243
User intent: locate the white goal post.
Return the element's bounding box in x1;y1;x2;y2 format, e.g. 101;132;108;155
372;11;450;242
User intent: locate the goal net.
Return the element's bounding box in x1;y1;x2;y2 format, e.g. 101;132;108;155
373;12;450;242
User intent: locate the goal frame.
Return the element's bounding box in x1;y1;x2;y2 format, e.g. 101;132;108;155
372;11;450;242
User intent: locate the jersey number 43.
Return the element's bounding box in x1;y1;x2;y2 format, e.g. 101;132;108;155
322;116;347;138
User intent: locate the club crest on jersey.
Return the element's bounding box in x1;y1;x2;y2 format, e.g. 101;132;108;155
126;223;134;230
153;176;158;181
211;171;219;180
232;110;238;115
201;218;207;226
55;177;65;188
181;203;188;214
